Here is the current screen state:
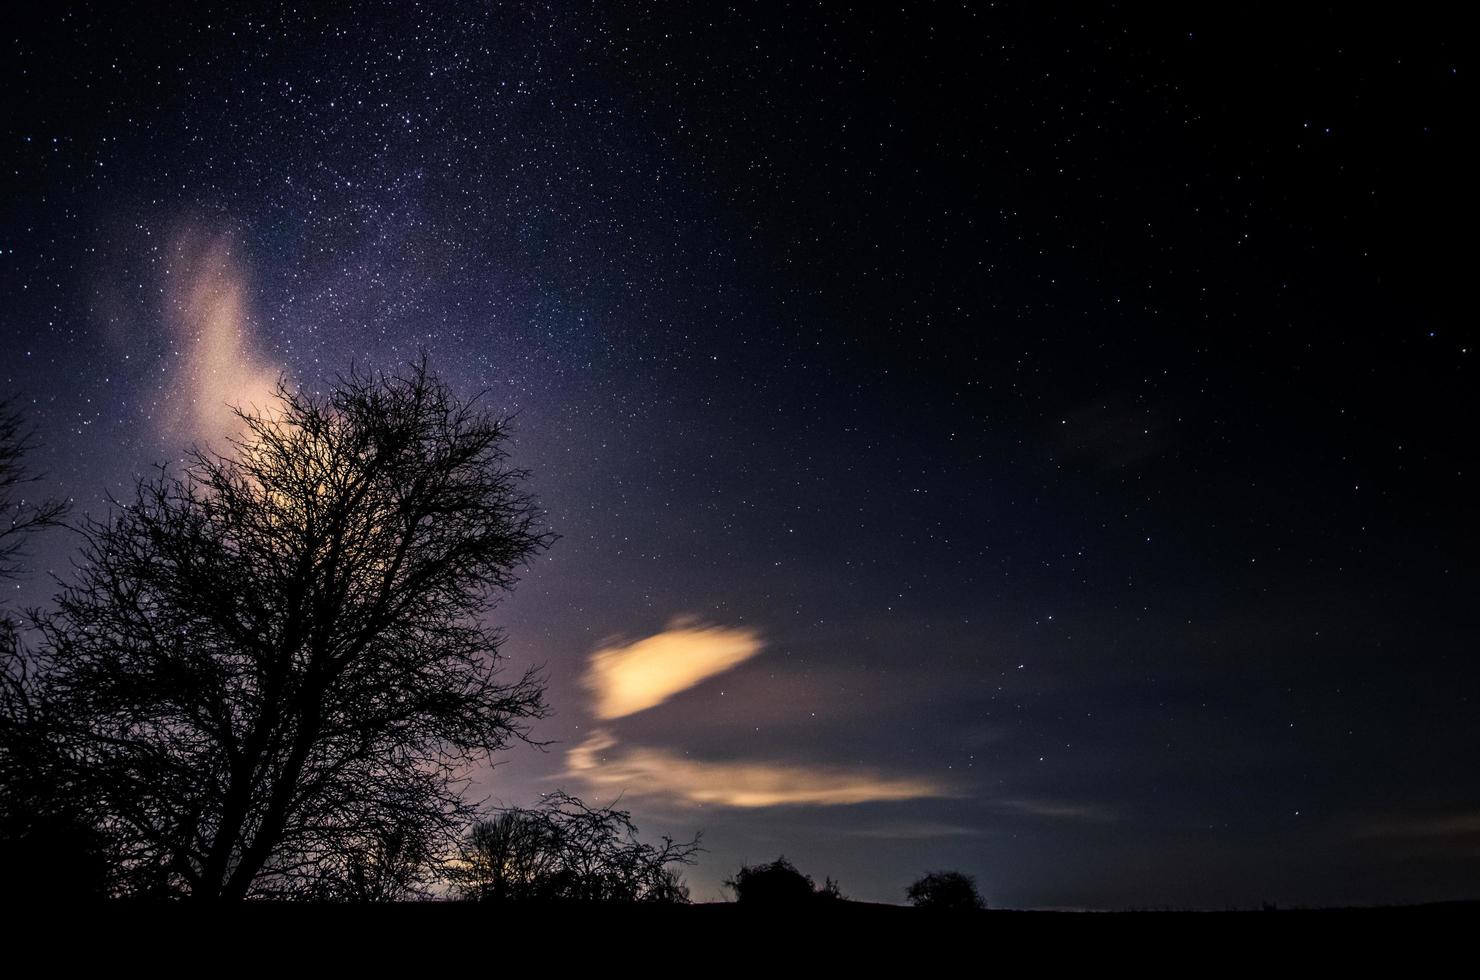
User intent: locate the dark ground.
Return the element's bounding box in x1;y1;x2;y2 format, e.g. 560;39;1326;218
0;902;1461;974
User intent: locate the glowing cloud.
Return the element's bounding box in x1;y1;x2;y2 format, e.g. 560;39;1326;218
567;729;950;808
582;619;763;720
161;231;282;449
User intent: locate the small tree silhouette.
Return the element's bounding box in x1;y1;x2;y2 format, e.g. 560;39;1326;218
726;855;845;905
906;870;986;910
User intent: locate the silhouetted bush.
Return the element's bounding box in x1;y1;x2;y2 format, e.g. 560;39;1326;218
451;791;700;903
727;855;846;905
906;870;986;910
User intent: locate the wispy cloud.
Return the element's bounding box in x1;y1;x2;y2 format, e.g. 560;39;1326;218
1352;811;1480;840
161;230;282;449
842;822;984;840
581;618;763;720
567;729;951;808
996;799;1115;822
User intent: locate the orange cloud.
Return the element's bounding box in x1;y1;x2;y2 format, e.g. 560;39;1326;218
161;231;282;449
567;729;951;808
582;619;763;720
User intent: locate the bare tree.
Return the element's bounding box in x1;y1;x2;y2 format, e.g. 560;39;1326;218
0;400;105;900
451;790;700;904
0;398;67;583
28;358;552;900
1;398;66;726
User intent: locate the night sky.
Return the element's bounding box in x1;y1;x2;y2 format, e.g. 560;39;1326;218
3;3;1474;908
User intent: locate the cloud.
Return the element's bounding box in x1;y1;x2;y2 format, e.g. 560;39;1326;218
1347;810;1480;859
996;799;1115;822
1352;811;1480;840
570;616;949;807
160;230;282;449
842;822;984;840
581;618;763;720
567;729;951;808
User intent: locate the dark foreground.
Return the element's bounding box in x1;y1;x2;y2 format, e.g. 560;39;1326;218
23;898;1475;964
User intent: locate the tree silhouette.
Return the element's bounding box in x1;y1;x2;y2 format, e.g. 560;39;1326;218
451;790;700;903
0;398;67;583
24;359;552;900
0;399;106;900
905;870;986;910
726;855;844;905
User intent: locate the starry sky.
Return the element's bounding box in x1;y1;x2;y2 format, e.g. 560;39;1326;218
2;3;1474;908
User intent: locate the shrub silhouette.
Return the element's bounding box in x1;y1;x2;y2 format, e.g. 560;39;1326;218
906;870;986;910
726;855;845;905
451;791;700;904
